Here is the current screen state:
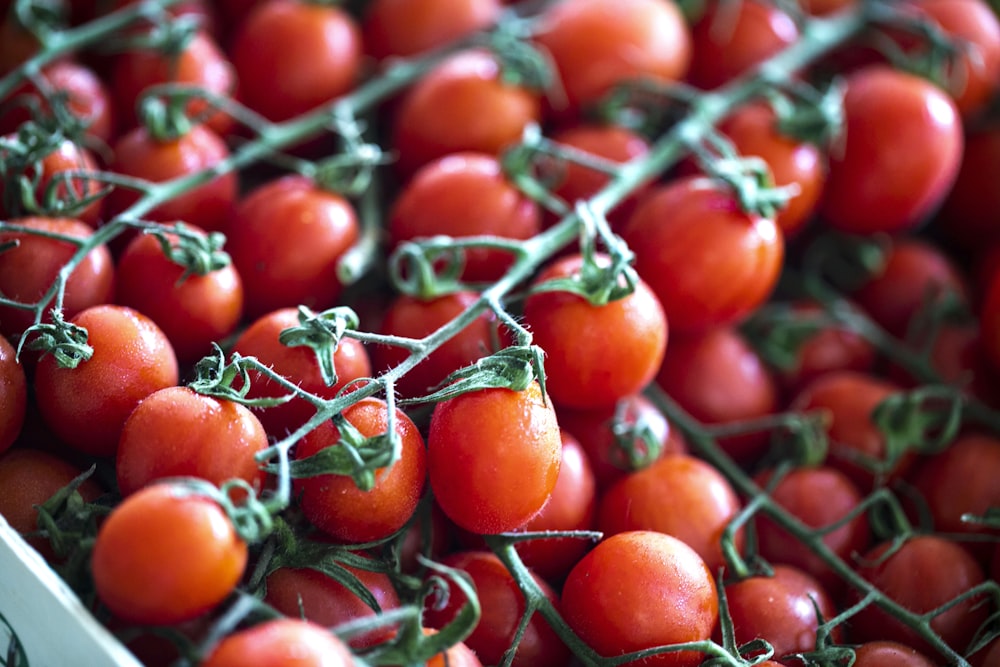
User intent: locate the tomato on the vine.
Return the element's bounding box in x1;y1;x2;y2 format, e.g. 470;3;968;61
362;0;501;60
0;333;26;454
200;619;357;667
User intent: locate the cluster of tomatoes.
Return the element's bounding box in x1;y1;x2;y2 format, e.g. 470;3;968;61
3;0;1000;665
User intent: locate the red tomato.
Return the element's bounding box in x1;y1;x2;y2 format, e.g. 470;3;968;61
295;397;427;543
623;176;784;333
230;0;361;122
819;65;963;234
114;225;243;363
362;0;501;60
562;531;718;667
231;307;371;438
226;176;359;318
532;0;691;119
387;152;541;282
799;0;858;13
427;381;561;534
0;335;26;454
33;305;179;457
936;124;1000;250
853;641;937;667
391;49;541;176
598;453;744;574
423;551;570;667
201;619;356;667
263;565;400;650
523;253;668;409
419;631;483;667
116;386;268;497
91;482;247;625
688;0;800;90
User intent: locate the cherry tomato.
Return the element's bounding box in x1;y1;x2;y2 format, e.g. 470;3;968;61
116;386;268;497
91;482;247;625
852;641;938;667
201;619;356;667
936;124;1000;250
230;0;362;122
623;176;784;333
532;0;691;119
523;252;668;409
226;176;359;318
362;0;501;60
819;65;963;234
417;630;483;667
427;381;561;534
33;304;179;457
0;334;26;454
295;397;427;543
562;531;718;667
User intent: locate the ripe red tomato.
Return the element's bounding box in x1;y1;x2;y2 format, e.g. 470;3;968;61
819;65;963;234
230;0;361;122
532;0;691;119
427;381;561;534
226;176;359;318
623;176;784;333
562;531;718;667
33;305;179;457
418;631;483;667
91;482;247;625
114;225;243;363
200;619;356;667
116;386;268;497
362;0;501;60
523;252;668;409
0;334;26;454
295;397;427;543
852;641;937;667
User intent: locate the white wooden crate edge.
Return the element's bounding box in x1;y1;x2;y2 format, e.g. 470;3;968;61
0;514;143;667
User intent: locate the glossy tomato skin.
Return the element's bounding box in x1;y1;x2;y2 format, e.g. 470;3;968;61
295;397;427;543
116;386;268;497
387;152;541;282
423;551;570;667
852;641;937;667
598;453;743;574
91;483;247;625
819;65;963;234
0;335;26;454
623;176;783;333
532;0;691;119
230;0;361;122
34;305;179;457
226;176;359;318
362;0;500;60
201;619;356;667
562;531;718;667
114;225;243;363
231;307;371;438
523;253;668;409
391;49;541;176
427;381;561;534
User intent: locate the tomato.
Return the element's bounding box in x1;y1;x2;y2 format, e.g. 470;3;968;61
230;0;361;122
423;551;570;667
848;535;988;657
562;531;718;667
370;291;507;401
798;0;858;14
391;49;541;176
754;466;870;595
936;124;1000;250
427;381;561;534
116;386;268;497
597;453;744;574
226;176;359;318
295;397;427;543
105;124;237;233
818;65;963;235
558;393;687;491
532;0;691;119
0;335;26;454
656;327;777;463
687;0;800;90
91;482;247;625
852;641;937;667
623;176;784;333
33;305;179;457
231;307;371;438
418;631;483;667
387;152;541;282
362;0;501;60
973;638;1000;667
263;565;400;650
523;253;668;409
201;619;356;667
114;224;243;363
111;29;236;136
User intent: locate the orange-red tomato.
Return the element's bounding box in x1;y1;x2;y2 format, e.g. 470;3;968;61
362;0;501;60
201;619;357;667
